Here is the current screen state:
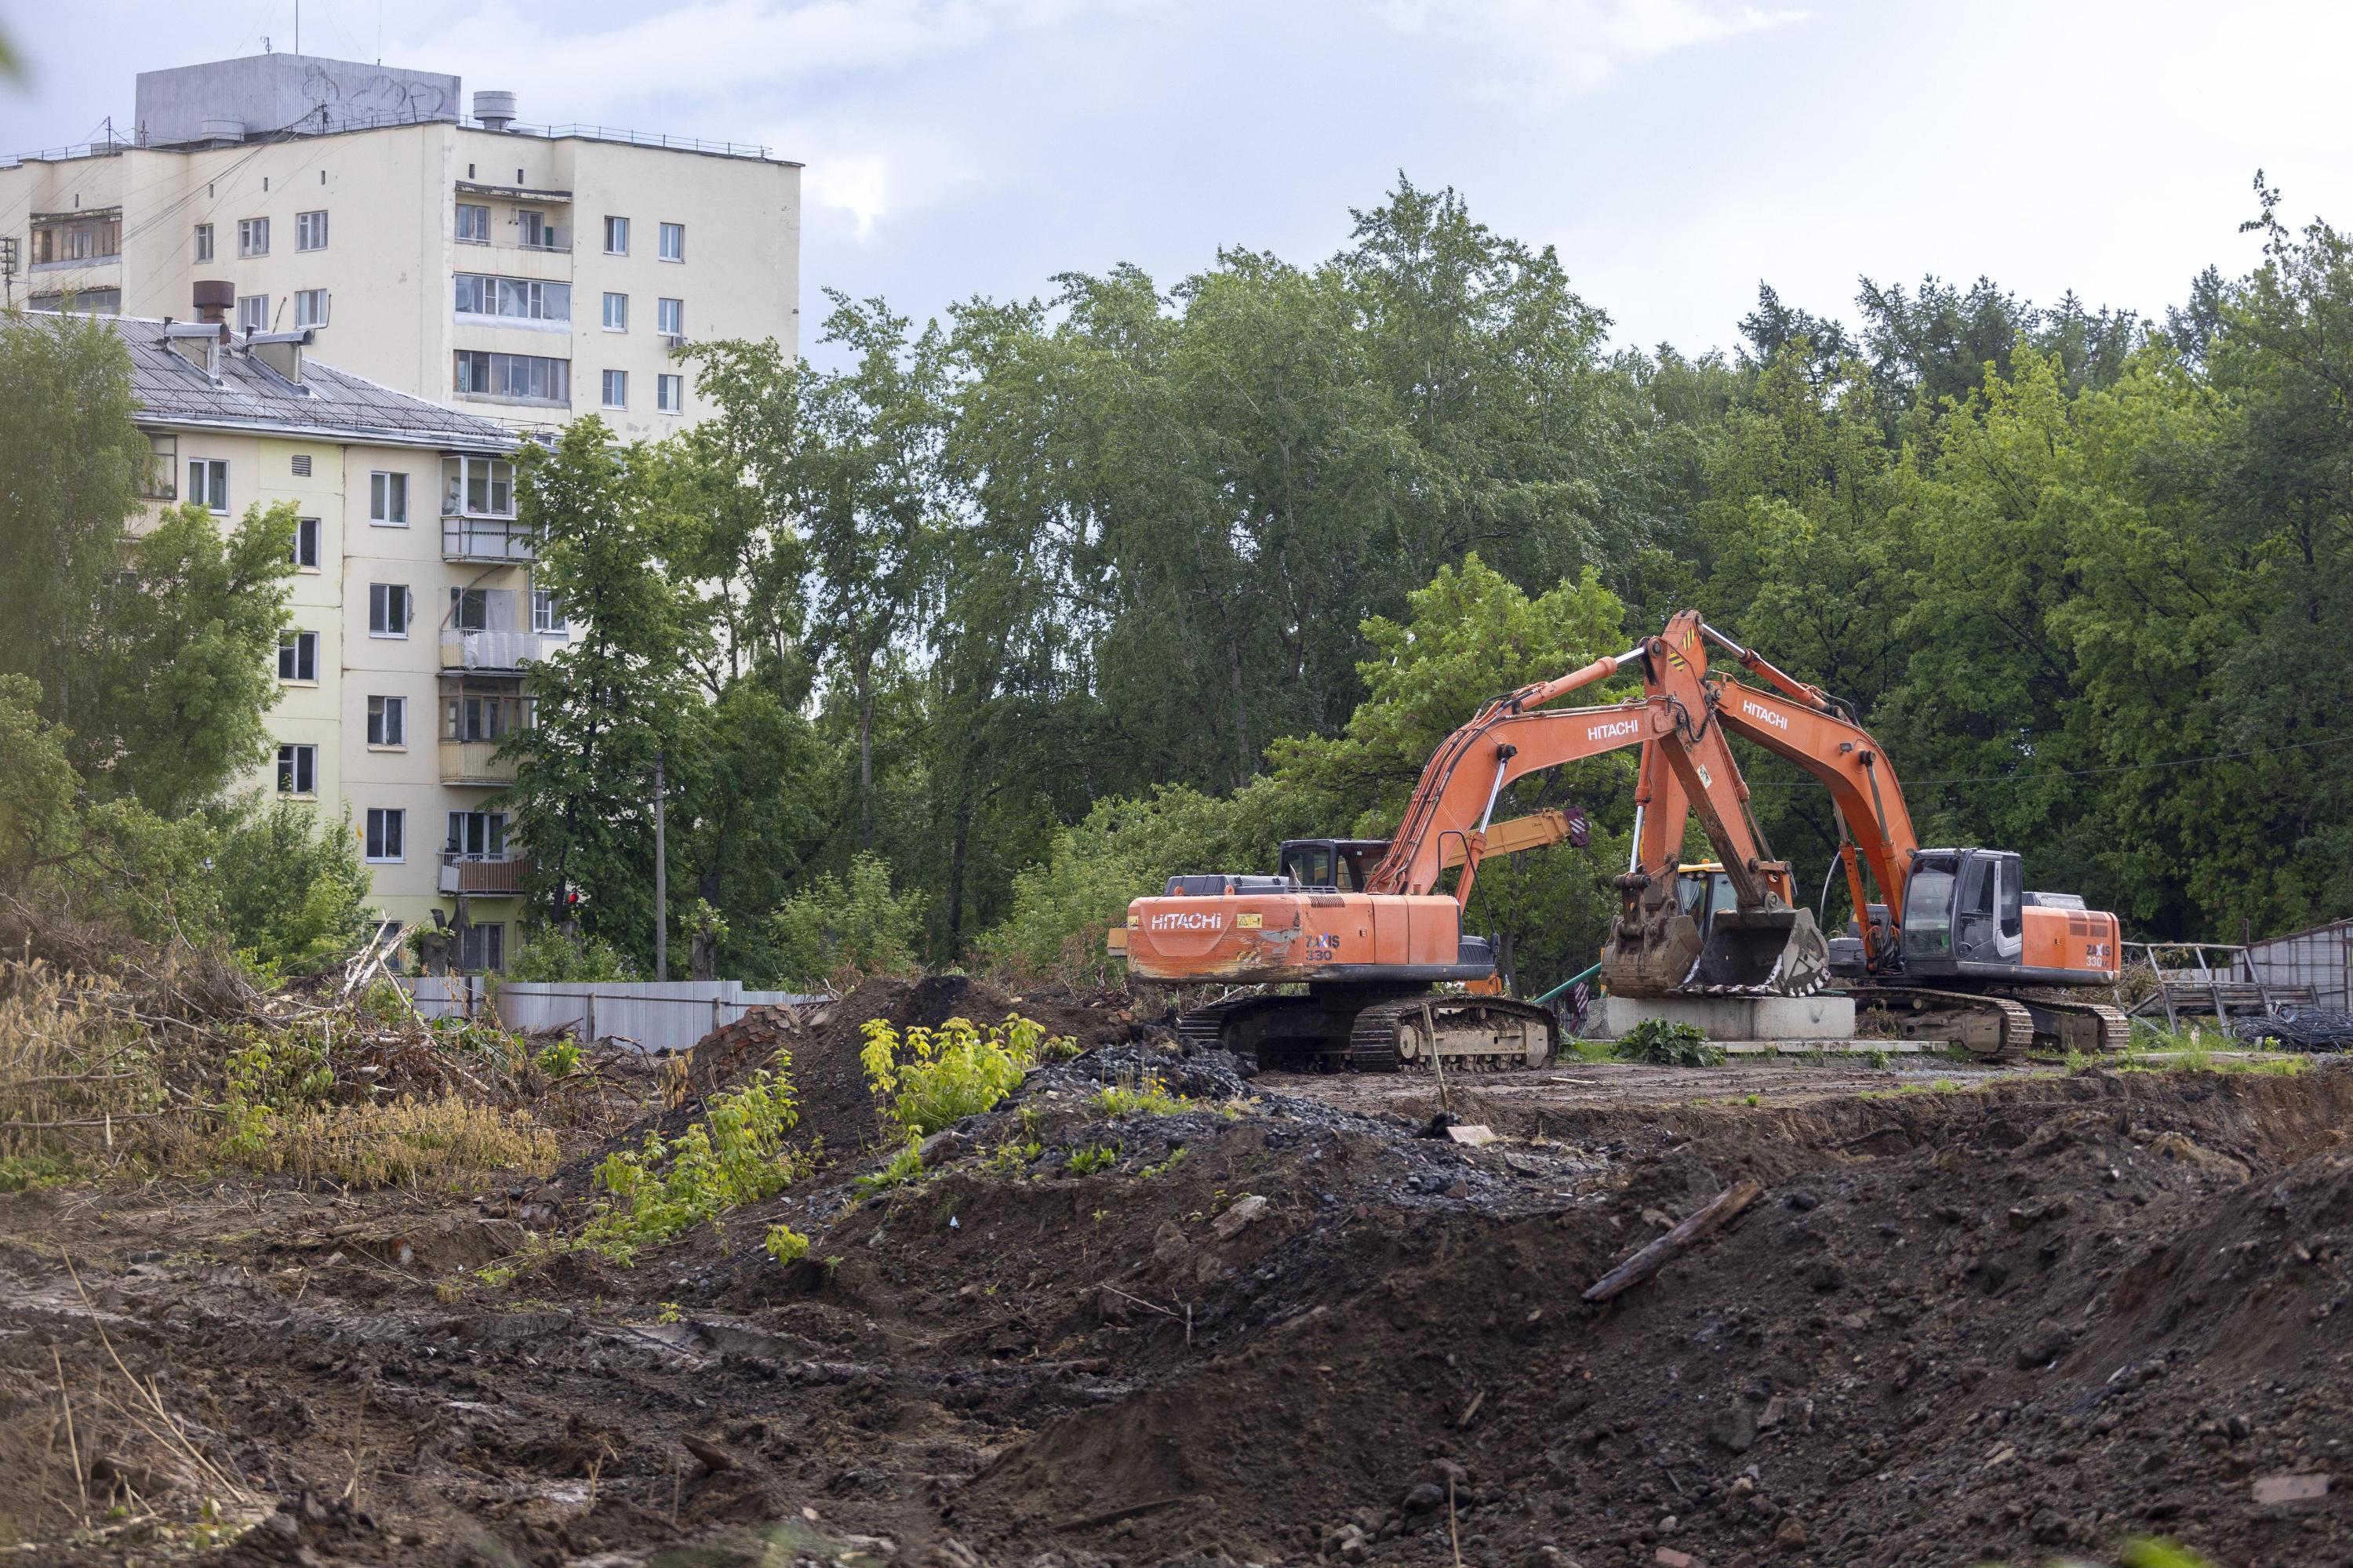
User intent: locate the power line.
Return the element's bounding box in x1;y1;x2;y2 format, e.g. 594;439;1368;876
1744;730;2353;791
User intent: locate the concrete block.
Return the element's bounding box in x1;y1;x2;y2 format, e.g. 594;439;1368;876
1584;993;1856;1042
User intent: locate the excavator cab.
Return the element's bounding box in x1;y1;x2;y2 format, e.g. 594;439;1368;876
1900;848;2026;977
1276;839;1391;892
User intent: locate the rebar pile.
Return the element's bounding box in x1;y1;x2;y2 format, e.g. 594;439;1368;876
2230;1008;2353;1050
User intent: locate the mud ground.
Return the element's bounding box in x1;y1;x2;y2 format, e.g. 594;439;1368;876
6;982;2353;1568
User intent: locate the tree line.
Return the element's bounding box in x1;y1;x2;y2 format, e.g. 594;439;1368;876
5;175;2348;992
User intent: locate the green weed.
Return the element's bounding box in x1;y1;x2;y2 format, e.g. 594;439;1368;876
1066;1144;1118;1175
579;1068;813;1264
765;1223;812;1264
1139;1148;1190;1178
860;1013;1067;1137
1094;1075;1191;1116
853;1138;926;1196
535;1039;584;1079
1613;1017;1724;1068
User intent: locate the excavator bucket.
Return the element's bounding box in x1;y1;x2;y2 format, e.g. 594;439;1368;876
1598;873;1704;997
1600;872;1832;998
1690;905;1831;995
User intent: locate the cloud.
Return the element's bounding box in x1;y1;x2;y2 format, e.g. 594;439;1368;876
1377;0;1809;103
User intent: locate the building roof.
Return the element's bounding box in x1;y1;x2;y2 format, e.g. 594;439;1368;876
58;314;518;453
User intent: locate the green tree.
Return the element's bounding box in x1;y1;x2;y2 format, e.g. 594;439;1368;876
500;418;705;968
0;311;147;720
77;500;298;815
210;798;375;975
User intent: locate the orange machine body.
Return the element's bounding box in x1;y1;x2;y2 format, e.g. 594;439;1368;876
2022;905;2122;979
1122;890;1480;986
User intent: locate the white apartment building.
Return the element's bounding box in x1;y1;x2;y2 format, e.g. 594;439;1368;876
103;307;560;966
0;51;802;439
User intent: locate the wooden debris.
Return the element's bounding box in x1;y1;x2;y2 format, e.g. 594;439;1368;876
1583;1180;1763;1304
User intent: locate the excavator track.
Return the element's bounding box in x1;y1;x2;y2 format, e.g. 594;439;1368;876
1176;988;1557;1073
2003;988;2133;1054
1851;987;2129;1060
1853;986;2035;1061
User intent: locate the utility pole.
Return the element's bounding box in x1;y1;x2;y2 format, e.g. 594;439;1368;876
653;751;669;980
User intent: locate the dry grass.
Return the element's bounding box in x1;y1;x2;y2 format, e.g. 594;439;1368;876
0;959;165;1177
223;1093;558;1189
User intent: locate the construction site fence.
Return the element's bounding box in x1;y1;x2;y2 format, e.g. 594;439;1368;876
399;977;825;1053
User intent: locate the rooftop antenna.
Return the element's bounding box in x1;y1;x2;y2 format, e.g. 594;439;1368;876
295;0;300;56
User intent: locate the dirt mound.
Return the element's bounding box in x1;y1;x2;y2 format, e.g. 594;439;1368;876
678;975;1150;1158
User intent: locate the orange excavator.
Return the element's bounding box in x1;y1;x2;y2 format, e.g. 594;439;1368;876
1120;611;1827;1068
1118;611;2124;1068
1606;617;2127;1056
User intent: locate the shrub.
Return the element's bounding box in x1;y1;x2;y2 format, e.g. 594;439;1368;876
769;852;923;991
1613;1017;1724;1068
860;1013;1063;1139
580;1068;813;1263
211;796;376;977
765;1223;811;1264
507;927;639;983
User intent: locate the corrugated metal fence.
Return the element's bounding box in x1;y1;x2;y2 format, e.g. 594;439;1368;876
401;978;825;1053
2248;921;2353;1011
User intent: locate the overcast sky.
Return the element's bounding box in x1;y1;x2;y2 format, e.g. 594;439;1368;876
5;1;2350;363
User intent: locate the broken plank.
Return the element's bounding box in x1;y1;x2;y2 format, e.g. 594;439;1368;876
1583;1180;1763;1304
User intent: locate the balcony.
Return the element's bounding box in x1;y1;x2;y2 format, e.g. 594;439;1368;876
438;853;530;897
442;515;536;563
439;738;518;784
440;628;540;671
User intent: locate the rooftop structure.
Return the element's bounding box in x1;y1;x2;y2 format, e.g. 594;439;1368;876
1;52;802;440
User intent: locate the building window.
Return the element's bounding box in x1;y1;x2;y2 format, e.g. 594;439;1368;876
453;351;569;404
238;294;269;333
295;209;329;251
601;369;627;409
31;215;121;264
456;202;490;243
602;291;627;331
193;222;214;262
367;695;407;748
143;434;178;500
441;456;516;518
290;516;321;569
237;216;269;257
187;459;229;513
456;922;505;973
276;743;317;795
448;809;509;859
604;215;629;254
453;275;570;321
445;685;514;742
369;583;411;637
658;221;683;262
449;586;489;633
657;373;683;413
278;630;319;682
656;297;683;337
364;808;406;863
294;288;330;327
517;209;558;249
370;471;409;526
532;584;566;634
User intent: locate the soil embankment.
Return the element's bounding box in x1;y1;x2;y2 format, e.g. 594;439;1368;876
5;980;2350;1567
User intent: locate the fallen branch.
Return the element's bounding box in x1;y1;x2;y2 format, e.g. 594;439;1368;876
1582;1179;1762;1304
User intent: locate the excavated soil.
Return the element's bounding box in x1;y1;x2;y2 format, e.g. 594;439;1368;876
6;982;2353;1568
